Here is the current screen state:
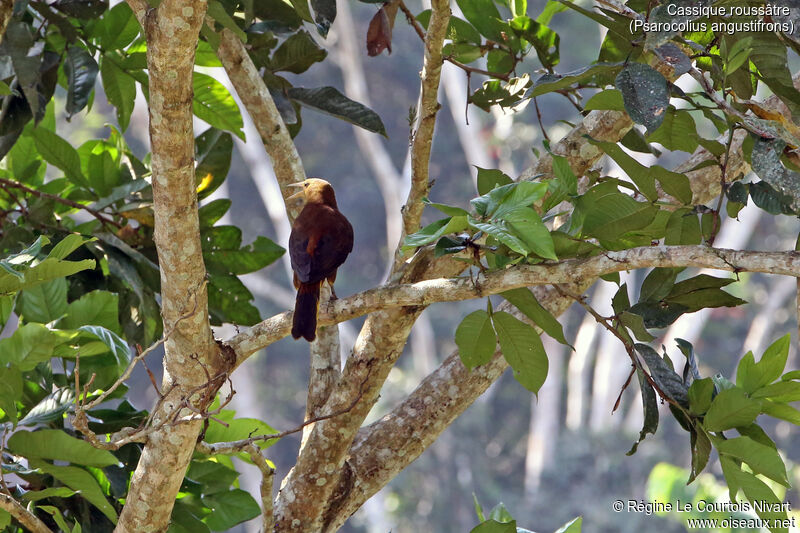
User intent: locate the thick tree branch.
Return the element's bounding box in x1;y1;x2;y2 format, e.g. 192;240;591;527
0;0;13;42
216;28;306;222
227;246;800;361
0;493;52;533
115;0;215;531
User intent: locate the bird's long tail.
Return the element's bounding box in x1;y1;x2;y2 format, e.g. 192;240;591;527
292;281;321;341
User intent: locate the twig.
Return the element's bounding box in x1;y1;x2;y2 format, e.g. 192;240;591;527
533;96;550;142
0;178;122;229
398;0;512;82
0;493;52;533
246;444;275;533
196;373;370;454
555;285;679;408
687;68;773;138
708;126;737;245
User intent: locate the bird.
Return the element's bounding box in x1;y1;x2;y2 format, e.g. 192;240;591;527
287;178;354;342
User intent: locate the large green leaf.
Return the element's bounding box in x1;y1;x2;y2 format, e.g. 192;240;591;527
455;310;497;369
31;461;118;523
64;46;99;117
193;73;245;140
0;323;57;371
501;207;556;259
530;63;623;97
500;288;568;345
737;334;790;393
8;430;118;467
702;387;760;431
455;0;506;42
202;226;285;275
93;2;140;49
77;325;130;368
58;290;120;332
101;55;136;132
716;436;789;486
18;278;68;323
19;388;75;426
288;86;386;137
0;256;95;295
580;192;658;243
0;366;22;425
492;311;548;394
270;31;326;74
615;62;668;133
195;128;233;200
202;489;260;531
31;127;91;189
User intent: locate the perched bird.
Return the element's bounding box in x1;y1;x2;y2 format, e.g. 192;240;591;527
287;178;353;341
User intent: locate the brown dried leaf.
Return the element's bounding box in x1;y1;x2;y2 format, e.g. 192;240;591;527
366;1;399;56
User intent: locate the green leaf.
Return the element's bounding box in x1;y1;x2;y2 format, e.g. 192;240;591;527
64;46;99;117
77;325;130;368
195;128;233;200
455;310;497;369
18;278;68;323
31;461;118;523
101;55;136;132
501;288;568;345
554;516;582;533
455;0;505;42
492;311;548;394
0;365;22;424
193;72;245;140
403;217;468;250
470;520;516;533
716;436;789;486
49;234;93;260
664;208;700;245
19;388;75;426
202;410;276;449
8;429;118;467
21;486;77;501
476;168;513;195
688;425;711;482
59;290;120;332
751;381;800;403
647;107;700;153
31;127;91;189
288;86;386;137
615;62;668;133
687;377;714;415
270;31;327;74
703;388;760;431
0;323;57;371
94;2;140;49
589;140;656;200
423;199;469;217
469;217;528;255
635;344;688;407
202;489;261;531
738;334;790;393
493;182;549;219
202;227;286;275
199;199;232;228
627;367;658;455
639;268;679;302
207;0;248;42
186;460;240;495
761;401;800;424
580;193;658;243
618;312;654;342
502;207;556;260
584;89;624;111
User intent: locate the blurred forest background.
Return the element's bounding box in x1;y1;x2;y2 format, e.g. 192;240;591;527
46;0;800;530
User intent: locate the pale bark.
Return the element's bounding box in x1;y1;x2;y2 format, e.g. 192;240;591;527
0;0;12;42
115;0;214;531
0;493;52;533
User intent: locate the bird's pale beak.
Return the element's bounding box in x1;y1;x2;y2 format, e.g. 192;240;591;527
287;182;305;201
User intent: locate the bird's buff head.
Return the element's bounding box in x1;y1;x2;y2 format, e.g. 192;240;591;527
287;178;338;208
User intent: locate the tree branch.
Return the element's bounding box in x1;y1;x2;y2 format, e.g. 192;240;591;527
0;493;52;533
393;0;451;269
227;246;800;362
0;178;123;229
216;27;306;222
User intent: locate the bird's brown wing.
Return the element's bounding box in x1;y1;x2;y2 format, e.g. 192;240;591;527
289;214;353;285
